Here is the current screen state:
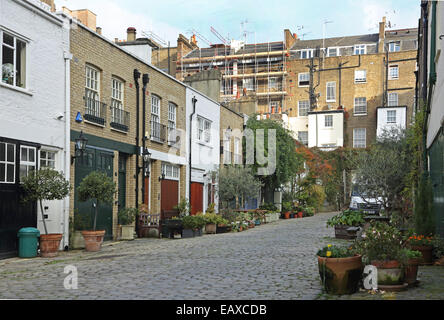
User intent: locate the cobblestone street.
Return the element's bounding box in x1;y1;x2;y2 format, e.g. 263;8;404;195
0;212;443;300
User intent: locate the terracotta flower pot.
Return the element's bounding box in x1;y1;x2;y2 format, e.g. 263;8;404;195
297;212;303;218
81;230;106;252
404;258;421;286
284;212;290;219
318;254;363;295
411;245;433;265
39;233;63;258
371;260;404;285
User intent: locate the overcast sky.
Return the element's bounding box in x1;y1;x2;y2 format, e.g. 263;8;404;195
54;0;421;46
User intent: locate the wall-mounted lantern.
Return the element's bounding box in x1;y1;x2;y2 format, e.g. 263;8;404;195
71;130;88;164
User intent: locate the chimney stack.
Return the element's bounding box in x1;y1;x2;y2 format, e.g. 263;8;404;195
378;16;386;53
40;0;56;12
127;27;136;42
96;27;102;35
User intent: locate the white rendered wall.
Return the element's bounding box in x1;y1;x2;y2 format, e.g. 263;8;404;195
376;107;407;137
308;112;344;148
0;0;70;242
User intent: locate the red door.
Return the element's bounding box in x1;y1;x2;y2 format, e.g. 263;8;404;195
190;182;204;215
161;179;179;211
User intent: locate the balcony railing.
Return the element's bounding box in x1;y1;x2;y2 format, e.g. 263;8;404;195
84;94;106;126
150;120;166;143
110;104;130;132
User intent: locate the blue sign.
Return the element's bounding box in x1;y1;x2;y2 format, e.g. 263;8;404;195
75;112;83;122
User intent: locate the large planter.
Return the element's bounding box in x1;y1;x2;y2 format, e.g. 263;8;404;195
404;258;421;286
317;254;363;295
283;212;290;219
182;228;194;238
81;230;105;252
411;245;433;265
205;223;217;234
371;260;404;285
119;225;134;241
217;225;231;233
71;231;85;249
334;225;358;240
39;233;62;258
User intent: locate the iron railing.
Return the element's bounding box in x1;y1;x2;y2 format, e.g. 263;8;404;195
84;91;106;125
150;120;166;143
110;103;130;132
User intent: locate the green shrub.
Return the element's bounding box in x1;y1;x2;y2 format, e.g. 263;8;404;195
326;209;364;227
317;245;356;258
118;207;138;225
282;201;292;213
259;202;277;211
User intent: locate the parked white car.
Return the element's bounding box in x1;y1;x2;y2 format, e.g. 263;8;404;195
349;187;383;215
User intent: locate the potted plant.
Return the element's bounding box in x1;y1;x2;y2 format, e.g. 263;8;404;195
203;213;220;234
117;207;137;240
70;213;91;249
77;171;116;252
400;248;422;286
355;222;406;289
182;215;198;238
174;198;191;218
407;234;434;265
21;168;70;257
326;209;365;240
317;244;363;295
282;202;292;219
216;217;231;233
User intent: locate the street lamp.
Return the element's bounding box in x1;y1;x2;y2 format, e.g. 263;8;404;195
142;147;151;177
71;130;88;164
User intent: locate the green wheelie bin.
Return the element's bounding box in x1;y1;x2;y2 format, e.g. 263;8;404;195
17;227;40;258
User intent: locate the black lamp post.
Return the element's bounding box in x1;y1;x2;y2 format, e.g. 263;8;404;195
71;130;88;164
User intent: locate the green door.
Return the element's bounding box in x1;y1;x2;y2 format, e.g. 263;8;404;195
74;147;114;240
118;154;127;213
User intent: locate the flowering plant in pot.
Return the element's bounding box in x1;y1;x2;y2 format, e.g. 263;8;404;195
182;215;205;238
203;213;222;234
21;168;70;257
406;234;434;265
355;222;405;287
77;171;116;252
117;207;137;240
317;244;363;295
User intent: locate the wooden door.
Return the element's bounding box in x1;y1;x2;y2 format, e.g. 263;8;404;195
161;179;179;212
190;182;204;215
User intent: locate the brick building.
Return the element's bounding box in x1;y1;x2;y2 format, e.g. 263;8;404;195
286;17;417;149
61;9;188;241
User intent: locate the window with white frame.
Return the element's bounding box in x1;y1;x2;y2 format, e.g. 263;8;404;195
354;70;367;83
388;92;398;106
85;65;100;117
168;102;177;143
298;100;309;117
324;115;333;127
111;78;123;109
298;73;310;87
354;44;366;55
151;95;161;139
197;117;211;143
1;30;27;88
20;146;36;181
388;65;399;80
243;78;253;91
161;162;179;179
0;142;15;183
388;41;400;52
327;47;338;57
40;150;56;169
354;97;367;115
353;128;366;148
298;131;308;145
300;49;314;59
268;77;278;90
326;82;336;102
387;110;397;123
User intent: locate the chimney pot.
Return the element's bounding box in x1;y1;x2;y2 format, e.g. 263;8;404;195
127;27;136;42
96;27;102;35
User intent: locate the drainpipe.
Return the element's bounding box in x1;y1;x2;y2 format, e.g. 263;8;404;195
63;50;72;250
189;96;197;213
142;73;149;202
134;69;141;209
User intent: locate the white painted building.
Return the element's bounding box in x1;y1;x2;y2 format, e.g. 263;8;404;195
0;0;71;255
185;87;220;214
308;110;344;150
376;106;407;137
